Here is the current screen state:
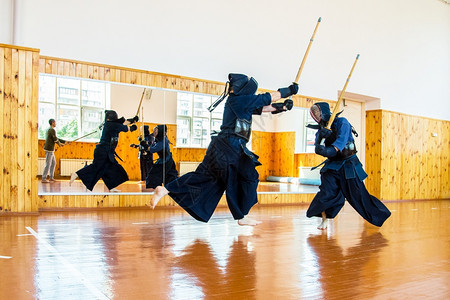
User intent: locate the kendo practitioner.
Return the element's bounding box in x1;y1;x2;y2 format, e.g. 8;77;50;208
151;73;298;226
144;124;178;189
42;118;67;183
69;110;138;192
130;125;154;182
306;102;391;229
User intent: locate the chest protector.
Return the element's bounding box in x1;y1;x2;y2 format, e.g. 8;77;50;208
234;118;252;142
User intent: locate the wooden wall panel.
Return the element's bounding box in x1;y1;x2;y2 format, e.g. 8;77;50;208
366;110;450;201
0;44;39;214
272;132;296;177
252;131;273;181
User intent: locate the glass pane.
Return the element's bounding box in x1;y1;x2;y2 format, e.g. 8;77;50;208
193;95;211;118
176;118;191;147
192;118;209;147
81;80;105;107
39;75;56;103
38;103;56;139
177;93;192;116
57;78;80;105
210;96;224;119
305;127;316;153
211;118;222;133
81;108;103;140
57;104;79;140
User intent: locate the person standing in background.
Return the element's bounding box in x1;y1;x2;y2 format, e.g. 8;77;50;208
42;118;66;183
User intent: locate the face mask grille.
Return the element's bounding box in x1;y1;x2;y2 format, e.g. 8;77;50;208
310;104;322;123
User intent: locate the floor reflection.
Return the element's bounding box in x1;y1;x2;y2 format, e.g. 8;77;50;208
307;231;388;299
172;236;256;299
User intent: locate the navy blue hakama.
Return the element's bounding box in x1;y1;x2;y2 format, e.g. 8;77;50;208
76;145;129;191
306;155;391;227
165;136;259;222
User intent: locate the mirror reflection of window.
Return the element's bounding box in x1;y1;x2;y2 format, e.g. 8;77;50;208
176;92;223;148
304;110;316;153
38;75;110;142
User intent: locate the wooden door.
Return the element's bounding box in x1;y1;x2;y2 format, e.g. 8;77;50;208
339;99;366;167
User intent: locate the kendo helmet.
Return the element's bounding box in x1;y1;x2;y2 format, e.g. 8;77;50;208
155;124;168;141
104;110;118;122
228;73;258;96
143;125;150;137
310;102;331;126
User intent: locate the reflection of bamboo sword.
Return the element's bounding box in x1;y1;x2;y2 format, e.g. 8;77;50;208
66;123;104;144
135;88;146;117
325;54;360;130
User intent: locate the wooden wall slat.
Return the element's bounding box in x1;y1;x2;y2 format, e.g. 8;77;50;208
17;50;26;212
31;51;40;212
24;51;34;212
3;48;12;212
0;48;4;212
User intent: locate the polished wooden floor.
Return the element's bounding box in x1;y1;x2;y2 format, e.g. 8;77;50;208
0;200;448;299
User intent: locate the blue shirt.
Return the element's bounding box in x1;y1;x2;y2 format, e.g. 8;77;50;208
150;137;172;163
314;117;354;151
99;122;128;147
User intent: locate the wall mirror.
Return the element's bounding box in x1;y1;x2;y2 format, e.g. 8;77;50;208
37;74;316;196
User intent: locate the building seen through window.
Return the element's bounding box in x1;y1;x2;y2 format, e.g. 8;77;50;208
38;75;110;142
176;92;223;148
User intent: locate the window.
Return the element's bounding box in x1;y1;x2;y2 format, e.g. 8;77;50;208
304;110;316;153
176;92;223;148
38;75;110;142
291;108;316;154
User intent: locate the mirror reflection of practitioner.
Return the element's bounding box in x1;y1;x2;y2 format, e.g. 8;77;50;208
151;73;298;226
130;125;154;183
69;110;138;192
42;118;68;183
306;102;391;230
144;125;178;190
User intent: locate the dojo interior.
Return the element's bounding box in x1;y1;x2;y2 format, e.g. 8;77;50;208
1;1;449;299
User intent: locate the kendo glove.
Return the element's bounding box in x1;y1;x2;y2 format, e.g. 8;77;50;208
113;117;126;124
127;115;139;124
318;126;332;139
129;124;138;132
277;82;299;98
271;102;287;114
315;145;338;158
284;99;294;111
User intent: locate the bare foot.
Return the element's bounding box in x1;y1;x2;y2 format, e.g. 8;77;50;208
69;173;78;186
318;211;328;230
237;216;262;226
317;219;328;230
109;188;121;193
151;186;168;209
